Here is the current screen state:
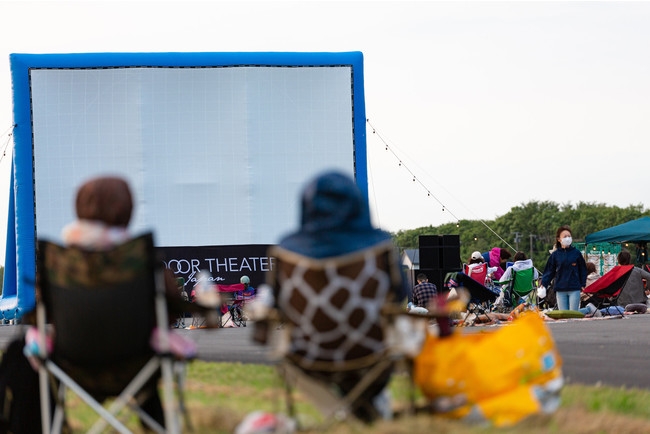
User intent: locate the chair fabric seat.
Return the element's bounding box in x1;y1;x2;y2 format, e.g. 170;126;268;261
36;232;185;433
271;241;401;370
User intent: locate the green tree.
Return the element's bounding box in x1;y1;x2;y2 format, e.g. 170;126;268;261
391;201;650;272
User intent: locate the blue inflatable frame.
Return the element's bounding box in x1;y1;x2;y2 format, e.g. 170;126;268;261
5;51;367;320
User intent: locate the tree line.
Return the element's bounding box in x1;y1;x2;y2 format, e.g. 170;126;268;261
391;201;649;271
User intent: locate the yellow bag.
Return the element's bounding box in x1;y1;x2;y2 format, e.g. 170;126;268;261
413;312;563;427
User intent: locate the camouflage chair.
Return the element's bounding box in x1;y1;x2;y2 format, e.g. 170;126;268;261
36;232;186;434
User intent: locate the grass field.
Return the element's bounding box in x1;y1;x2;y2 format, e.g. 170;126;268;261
63;360;650;433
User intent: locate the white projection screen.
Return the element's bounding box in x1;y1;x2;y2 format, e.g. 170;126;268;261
4;52;367;319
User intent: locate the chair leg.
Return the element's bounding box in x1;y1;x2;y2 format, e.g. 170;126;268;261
174;361;194;432
86;358;163;434
39;365;52;434
161;357;181;434
46;361;132;434
284;376;296;419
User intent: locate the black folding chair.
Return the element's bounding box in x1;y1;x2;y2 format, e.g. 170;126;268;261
36;232;187;434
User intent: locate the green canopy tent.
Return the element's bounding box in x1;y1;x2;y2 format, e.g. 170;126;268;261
586;217;650;244
585;217;650;266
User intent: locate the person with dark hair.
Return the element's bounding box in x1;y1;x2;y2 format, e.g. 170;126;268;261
482;247;512;280
468;251;485;264
413;273;437;309
585;262;600;287
61;176;208;322
61;176;133;248
614;250;650;306
54;176;217;426
499;251;539;283
541;225;587;312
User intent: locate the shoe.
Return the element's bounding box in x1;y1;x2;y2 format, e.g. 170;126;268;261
585;303;597;318
593;309;602;318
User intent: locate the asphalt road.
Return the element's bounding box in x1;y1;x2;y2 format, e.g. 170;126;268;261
1;314;649;389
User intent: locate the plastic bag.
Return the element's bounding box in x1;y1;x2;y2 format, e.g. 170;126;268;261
413;312;563;427
537;285;547;299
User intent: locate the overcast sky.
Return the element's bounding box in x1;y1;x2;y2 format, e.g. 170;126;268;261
1;0;650;265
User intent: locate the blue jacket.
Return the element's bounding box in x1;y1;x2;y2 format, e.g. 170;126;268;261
541;245;587;292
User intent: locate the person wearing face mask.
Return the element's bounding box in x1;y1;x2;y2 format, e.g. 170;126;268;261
541;225;588;312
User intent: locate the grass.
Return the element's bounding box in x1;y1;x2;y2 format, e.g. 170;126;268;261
62;361;650;433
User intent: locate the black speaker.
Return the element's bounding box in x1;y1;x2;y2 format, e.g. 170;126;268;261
419;247;440;269
441;246;461;269
419;235;440;247
442;234;460;247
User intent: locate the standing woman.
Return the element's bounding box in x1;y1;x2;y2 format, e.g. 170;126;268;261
541;225;587;311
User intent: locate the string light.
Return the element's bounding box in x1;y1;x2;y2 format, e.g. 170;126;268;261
365;118;516;251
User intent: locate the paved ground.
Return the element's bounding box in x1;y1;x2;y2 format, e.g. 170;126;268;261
547;313;650;388
1;313;649;389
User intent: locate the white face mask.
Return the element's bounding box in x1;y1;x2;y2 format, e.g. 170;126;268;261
561;236;572;247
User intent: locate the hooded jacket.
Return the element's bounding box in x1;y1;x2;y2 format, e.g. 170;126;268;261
488;247;506;280
279;171;394;258
278;170;408;302
541;245;587;292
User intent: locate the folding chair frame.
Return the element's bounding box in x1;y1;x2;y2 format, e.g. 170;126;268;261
275;327;397;429
582;265;634;313
264;308;431;431
36;233;186;434
260;242;412;428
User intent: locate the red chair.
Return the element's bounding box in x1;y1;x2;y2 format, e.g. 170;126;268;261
582;264;634;311
464;262;488;286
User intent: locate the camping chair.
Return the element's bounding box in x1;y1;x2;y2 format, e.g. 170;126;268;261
508;267;538;307
444;271;498;324
582;264;634;313
35;232;187;434
464;262;488;286
257;241;421;428
494;266;539;310
217;283;248;328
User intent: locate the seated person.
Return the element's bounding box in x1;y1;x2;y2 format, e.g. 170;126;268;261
49;176;165;427
237;275;256;299
585;262;601;287
262;170;407;423
484;247;512;280
412;273;437;309
499;251;539;283
614;250;650;307
468;251;485;265
580;262;601;306
63;176;212;324
465;251;497;286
